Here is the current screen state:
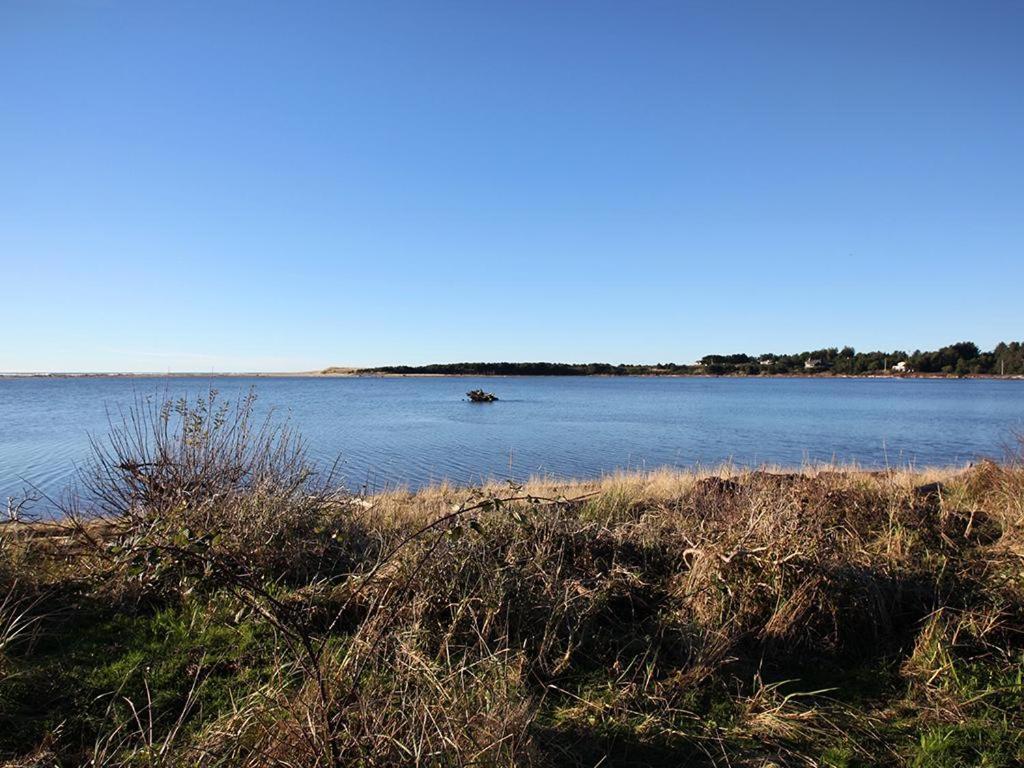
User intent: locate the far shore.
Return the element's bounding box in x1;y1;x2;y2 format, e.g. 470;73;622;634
3;370;1023;380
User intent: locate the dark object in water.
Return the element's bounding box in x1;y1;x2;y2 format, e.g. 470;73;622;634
466;389;498;403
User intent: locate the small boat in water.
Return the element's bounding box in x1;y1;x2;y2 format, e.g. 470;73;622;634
466;389;498;403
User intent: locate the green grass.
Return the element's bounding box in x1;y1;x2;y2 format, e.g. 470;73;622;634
1;597;277;764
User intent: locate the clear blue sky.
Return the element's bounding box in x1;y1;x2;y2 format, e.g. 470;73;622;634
2;1;1021;372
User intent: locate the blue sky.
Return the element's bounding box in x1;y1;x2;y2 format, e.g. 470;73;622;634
2;1;1022;372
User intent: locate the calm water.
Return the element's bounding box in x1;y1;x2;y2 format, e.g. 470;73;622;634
1;376;1023;508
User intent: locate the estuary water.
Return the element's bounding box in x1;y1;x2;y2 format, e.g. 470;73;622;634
1;375;1022;507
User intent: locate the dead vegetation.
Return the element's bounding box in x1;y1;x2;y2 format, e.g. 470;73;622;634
1;393;1023;766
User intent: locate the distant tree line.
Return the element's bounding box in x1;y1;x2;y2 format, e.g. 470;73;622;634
357;362;660;376
357;341;1024;377
701;341;1024;376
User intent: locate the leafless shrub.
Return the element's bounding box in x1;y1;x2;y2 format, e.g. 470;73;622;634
66;390;354;599
83;389;309;516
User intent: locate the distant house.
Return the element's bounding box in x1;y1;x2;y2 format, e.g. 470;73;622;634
892;361;908;373
804;358;824;371
759;358;774;366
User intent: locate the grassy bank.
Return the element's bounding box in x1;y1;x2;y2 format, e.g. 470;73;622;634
2;397;1023;766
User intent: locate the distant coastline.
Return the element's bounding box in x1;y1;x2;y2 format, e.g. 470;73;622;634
343;340;1024;378
341;372;1024;380
3;371;1023;380
4;339;1023;380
